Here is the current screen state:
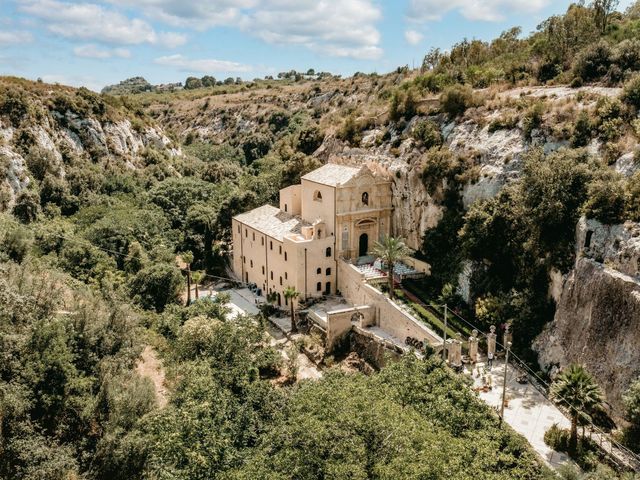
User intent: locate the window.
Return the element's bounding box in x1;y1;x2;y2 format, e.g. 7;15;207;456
279;245;282;254
284;252;288;261
285;297;288;306
313;190;323;202
326;268;331;276
243;256;246;264
279;276;283;285
270;241;273;250
237;224;240;234
270;271;274;280
285;272;288;280
325;247;332;257
261;237;264;246
316;282;322;291
252;232;255;241
250;260;253;268
245;229;248;237
317;229;322;239
262;266;265;275
362;191;369;206
316;267;321;274
325;282;331;294
284;204;288;212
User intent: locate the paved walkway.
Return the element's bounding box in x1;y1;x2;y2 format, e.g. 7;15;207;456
470;358;571;469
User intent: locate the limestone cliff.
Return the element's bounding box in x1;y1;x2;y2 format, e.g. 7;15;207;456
535;218;640;418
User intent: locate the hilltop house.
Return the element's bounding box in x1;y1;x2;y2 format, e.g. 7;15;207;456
232;163;392;306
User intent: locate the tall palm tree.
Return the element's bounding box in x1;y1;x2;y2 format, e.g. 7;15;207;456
550;364;604;453
283;286;300;333
191;270;204;300
372;236;411;300
181;251;194;305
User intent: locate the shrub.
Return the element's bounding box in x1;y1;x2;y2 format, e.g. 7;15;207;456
522;102;545;140
389;88;418;121
412;120;442;148
572;40;613;82
488;115;518;133
571;111;592;147
595;96;625;141
583;174;627;224
622;75;640;110
337;114;362;146
615;39;640;71
544;423;570;451
626;171;640;222
570;76;584;88
129;263;184;312
440;85;474;118
12;190;40;223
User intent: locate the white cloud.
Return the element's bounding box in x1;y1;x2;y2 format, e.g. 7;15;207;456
408;0;551;22
404;29;423;45
74;44;131;58
107;0;258;30
108;0;383;60
17;0;186;47
244;0;383;60
0;30;33;47
154;54;252;73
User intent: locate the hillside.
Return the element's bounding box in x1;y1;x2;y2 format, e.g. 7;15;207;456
2;2;640;479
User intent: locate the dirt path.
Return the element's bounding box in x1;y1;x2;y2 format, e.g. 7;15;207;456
136;346;168;408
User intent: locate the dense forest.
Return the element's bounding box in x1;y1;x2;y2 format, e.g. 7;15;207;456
2;1;640;479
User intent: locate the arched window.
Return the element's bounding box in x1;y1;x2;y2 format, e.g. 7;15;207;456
362;191;369;206
316;267;321;274
325;247;332;257
316;282;322;291
313;190;323;202
326;268;331;275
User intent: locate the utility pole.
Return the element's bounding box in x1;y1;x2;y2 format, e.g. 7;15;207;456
500;341;512;425
442;304;448;361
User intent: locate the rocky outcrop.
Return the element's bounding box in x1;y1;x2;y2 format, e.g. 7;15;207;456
535;218;640;418
0;114;178;208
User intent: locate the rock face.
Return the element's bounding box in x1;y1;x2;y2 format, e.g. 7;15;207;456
535;218;640;418
0;115;177;209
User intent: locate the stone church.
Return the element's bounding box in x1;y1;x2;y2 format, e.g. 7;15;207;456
231;163;392;306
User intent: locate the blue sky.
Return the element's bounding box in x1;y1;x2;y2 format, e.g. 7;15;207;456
0;0;636;91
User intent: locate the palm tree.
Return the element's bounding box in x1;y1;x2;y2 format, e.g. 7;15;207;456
372;236;411;300
191;270;205;300
550;364;604;453
181;251;194;305
283;286;300;333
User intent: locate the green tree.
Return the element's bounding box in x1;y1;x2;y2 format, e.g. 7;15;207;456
129;263;184;312
184;77;203;90
372;236;411;299
623;378;640;448
283;286;300;333
550;364;604;453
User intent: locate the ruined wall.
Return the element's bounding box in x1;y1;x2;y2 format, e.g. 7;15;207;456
535;218;640;418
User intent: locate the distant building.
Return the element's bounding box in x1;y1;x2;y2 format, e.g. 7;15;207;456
232;163;392;307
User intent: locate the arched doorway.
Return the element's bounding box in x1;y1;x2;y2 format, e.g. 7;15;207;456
359;233;369;257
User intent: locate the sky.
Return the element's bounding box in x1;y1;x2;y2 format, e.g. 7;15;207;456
0;0;636;92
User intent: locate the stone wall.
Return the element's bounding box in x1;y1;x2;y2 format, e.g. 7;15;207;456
337;259;442;347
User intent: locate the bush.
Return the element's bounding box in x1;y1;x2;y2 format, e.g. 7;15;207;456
622;75;640;110
627;171;640;222
412;120;442;148
571;111;592;147
544;423;570;451
522;102;545;140
440;85;474;118
389;88;418;122
572;40;613;82
583;174;627;224
12;190;40;223
488;115;518;133
615;39;640;71
129;263;184;312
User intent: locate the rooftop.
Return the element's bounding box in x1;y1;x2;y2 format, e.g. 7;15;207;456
301;163;361;187
234;204;310;241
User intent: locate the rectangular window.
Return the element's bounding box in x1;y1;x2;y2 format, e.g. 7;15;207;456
270;271;274;280
284;252;288;261
285;272;288;280
326;268;331;276
252;232;255;241
245;229;248;237
262;266;265;275
279;276;282;286
316;282;322;291
237;224;240;234
261;237;264;246
243;256;246;264
250;260;253;268
279;245;282;254
270;241;273;250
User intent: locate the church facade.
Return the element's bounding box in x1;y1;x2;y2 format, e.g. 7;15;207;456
231;163;392;307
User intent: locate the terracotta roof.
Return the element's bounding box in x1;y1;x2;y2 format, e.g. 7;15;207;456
233;205;310;241
301;163;361;187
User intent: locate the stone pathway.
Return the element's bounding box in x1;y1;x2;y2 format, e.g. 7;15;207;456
470;358;572;469
135;346;168;408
